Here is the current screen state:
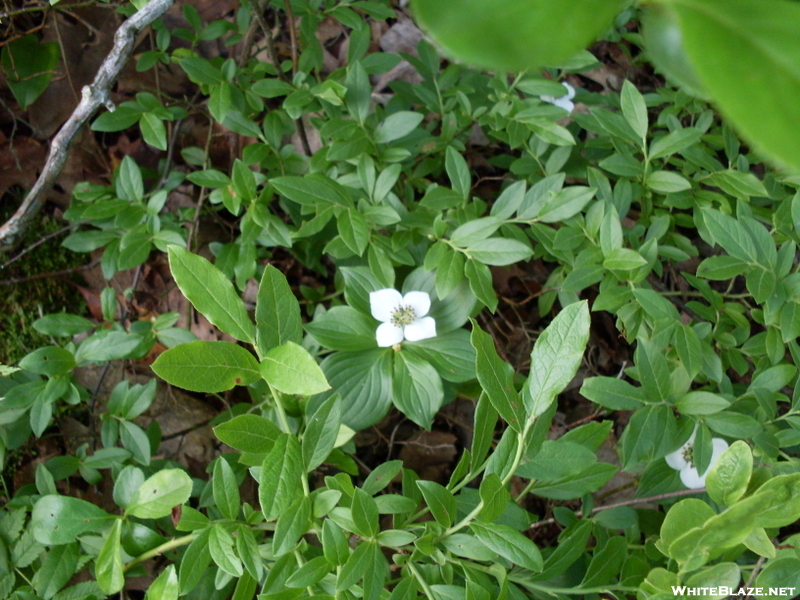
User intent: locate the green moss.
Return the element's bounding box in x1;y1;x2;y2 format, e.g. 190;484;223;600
0;211;87;364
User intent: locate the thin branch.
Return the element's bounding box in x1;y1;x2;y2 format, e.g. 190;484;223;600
528;487;704;530
0;1;116;21
0;259;100;286
0;220;87;270
253;0;312;156
0;0;175;256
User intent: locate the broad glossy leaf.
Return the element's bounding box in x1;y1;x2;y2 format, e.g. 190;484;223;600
418;481;456;527
412;0;624;71
706;440;752;506
126;469;193;519
213;458;240;520
302;394;342;472
471;323;524;432
319;349;394;430
31;496;114;545
393;351;444;429
669;0;800;173
168;246;255;342
145;565;179;600
97;520;124;594
260;342;330;396
470;522;543;571
525;301;590;417
213;414;281;454
152;341;260;393
259;433;304;521
256;265;303;355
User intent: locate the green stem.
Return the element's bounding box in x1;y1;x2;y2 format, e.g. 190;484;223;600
407;562;435;600
266;382;310;496
442;420;530;537
124;534;196;573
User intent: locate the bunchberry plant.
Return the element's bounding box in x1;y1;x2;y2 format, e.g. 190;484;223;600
1;0;800;599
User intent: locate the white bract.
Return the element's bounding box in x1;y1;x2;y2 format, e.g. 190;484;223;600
369;289;436;347
541;82;576;113
666;428;729;489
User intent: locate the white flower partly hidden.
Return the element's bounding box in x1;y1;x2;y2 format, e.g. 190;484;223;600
370;289;436;347
541;82;576;113
665;428;729;489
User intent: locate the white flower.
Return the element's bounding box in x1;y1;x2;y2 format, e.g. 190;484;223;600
665;428;729;489
541;82;576;113
369;289;436;347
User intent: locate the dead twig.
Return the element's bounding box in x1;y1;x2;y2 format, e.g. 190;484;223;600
0;0;175;256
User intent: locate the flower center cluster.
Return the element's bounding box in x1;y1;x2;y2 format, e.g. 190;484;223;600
682;446;694;467
390;305;417;327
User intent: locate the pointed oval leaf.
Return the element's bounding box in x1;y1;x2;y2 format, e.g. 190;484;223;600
168;246;255;342
126;469;193;519
152;341;260;393
31;496;114;545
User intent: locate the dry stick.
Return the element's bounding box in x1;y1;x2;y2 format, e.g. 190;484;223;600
0;259;100;286
0;0;175;256
253;0;312;156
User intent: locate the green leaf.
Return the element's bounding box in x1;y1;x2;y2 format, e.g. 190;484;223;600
603;247;648;270
259;433;303;521
213;414;281;454
470;522;543;571
126;469;192;519
471;323;524;432
537;186;596;223
140;113;167;150
260;341;330;396
635;339;671;403
302;394;342;472
338;208;370;256
145;565;179;600
464;259;498;312
116;155;144;202
180;57;222;85
417;480;457;527
33;314;94;337
445;146;471;200
706;440;752;506
477;474;510;523
580;377;645;410
208;524;243;577
674;324;703;377
620;80;648;142
19;346;75;377
700;207;757;263
646;170;692;193
31;496;114;545
168;246;255;342
271;174;352;208
351;488;380;538
525;301;590;418
306;306;377;352
675;391;730;415
120;420;151;466
581;536;627;587
669;0;800;173
273;495;311;556
31;543;79;599
393;351;444;429
401;329;476;384
319;349;394;430
648;128;704;160
97;520;124;594
467;238;533;266
213;458;240;520
374;111;424;144
517;440;596;480
285;556;332;588
152;341;260;393
411;0;624;71
1;35;60;107
178;529;211;595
